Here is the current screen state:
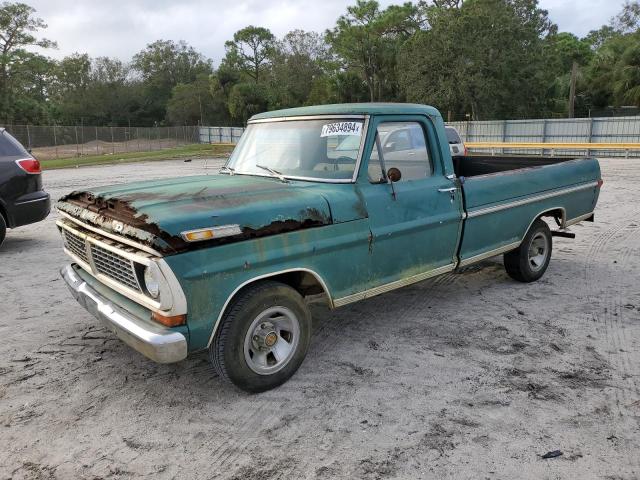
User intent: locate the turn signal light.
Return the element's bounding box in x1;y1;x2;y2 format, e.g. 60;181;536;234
16;158;41;174
183;230;215;242
597;179;604;188
152;312;186;327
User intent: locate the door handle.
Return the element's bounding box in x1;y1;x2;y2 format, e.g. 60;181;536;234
438;187;457;203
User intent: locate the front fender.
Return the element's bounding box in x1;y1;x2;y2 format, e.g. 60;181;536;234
164;219;371;352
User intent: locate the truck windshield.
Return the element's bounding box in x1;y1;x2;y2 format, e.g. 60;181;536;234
225;118;365;182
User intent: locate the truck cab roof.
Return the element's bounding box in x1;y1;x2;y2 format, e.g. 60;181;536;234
250;103;442;121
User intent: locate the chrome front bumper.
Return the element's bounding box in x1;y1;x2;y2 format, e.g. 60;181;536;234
61;264;187;363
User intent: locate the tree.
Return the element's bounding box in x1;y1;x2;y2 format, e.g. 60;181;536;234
227;82;270;123
166;73;230;125
399;0;556;120
269;30;330;107
326;0;425;101
613;37;640;106
584;0;640;111
223;26;276;83
0;2;56;121
132;40;212;122
612;0;640;33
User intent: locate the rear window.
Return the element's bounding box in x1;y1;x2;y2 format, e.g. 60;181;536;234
445;127;462;144
0;130;29;157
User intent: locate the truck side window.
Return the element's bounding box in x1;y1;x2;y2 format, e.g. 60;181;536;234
368;122;431;183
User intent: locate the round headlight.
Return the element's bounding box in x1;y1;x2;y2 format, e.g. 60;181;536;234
144;266;161;299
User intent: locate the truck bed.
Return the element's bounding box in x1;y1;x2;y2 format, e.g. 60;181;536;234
453;155;576;178
455;155;601;265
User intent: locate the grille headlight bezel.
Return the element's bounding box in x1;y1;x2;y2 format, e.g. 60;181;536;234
143;265;161;299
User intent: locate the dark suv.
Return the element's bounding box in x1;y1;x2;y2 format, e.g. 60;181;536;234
0;128;50;247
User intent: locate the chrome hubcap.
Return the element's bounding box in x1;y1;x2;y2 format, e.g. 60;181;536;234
244;306;300;375
528;232;549;272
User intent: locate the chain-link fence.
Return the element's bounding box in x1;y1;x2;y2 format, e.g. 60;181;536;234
1;125;201;161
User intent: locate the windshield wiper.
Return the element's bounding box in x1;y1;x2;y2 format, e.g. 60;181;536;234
219;165;235;175
256;164;288;183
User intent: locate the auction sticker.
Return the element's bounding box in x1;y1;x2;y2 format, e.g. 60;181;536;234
321;122;362;137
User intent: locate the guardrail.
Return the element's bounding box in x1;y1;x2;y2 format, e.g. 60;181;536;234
466;142;640;158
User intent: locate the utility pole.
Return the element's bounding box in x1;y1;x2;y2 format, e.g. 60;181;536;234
568;61;578;119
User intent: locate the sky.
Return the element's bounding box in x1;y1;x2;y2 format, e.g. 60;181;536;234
25;0;624;63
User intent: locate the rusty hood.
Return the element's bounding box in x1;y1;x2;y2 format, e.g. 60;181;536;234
57;174;336;254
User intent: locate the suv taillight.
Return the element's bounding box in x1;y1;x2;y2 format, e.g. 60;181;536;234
16;158;41;174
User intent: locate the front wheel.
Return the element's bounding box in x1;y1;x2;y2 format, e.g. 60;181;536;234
209;281;311;393
504;218;552;282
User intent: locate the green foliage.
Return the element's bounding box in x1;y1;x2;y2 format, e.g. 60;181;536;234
222;26;276;83
0;1;56;122
325;0;424;101
399;0;555;119
0;0;639;126
227;82;270;123
166;73;230;125
132;39;212;122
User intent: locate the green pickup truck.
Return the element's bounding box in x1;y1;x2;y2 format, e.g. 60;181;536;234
57;103;602;392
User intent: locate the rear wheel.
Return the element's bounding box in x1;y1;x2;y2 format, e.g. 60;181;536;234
0;213;6;248
504;219;552;282
210;281;311;393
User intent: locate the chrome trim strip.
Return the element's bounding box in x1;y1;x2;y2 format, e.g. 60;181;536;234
333;263;456;308
61;264;187;364
467;182;599;219
15;195;49;205
458;241;522;268
565;211;595;227
249;114;367;124
206;268;333;348
57;210;163;256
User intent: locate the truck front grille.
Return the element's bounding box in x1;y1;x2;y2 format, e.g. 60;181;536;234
90;244;141;292
64;229;90;264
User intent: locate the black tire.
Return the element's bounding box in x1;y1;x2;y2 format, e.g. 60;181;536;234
0;213;6;248
504;218;552;283
210;280;311;393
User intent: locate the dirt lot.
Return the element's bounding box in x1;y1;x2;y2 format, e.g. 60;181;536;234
1;158;639;479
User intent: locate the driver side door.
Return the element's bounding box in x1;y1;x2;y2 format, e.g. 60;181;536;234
359;116;464;290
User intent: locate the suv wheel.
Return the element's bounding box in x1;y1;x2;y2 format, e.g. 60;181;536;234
0;213;6;248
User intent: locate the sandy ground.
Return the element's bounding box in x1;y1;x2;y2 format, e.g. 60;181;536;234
1;157;639;480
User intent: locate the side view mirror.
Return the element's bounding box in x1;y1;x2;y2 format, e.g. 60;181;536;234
387;167;401;183
383;141;395;152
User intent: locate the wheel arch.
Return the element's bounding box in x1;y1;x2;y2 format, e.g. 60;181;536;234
524;207;566;236
206;268;332;348
0;199;9;227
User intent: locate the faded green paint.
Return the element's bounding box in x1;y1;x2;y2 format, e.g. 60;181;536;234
57;103;602;356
